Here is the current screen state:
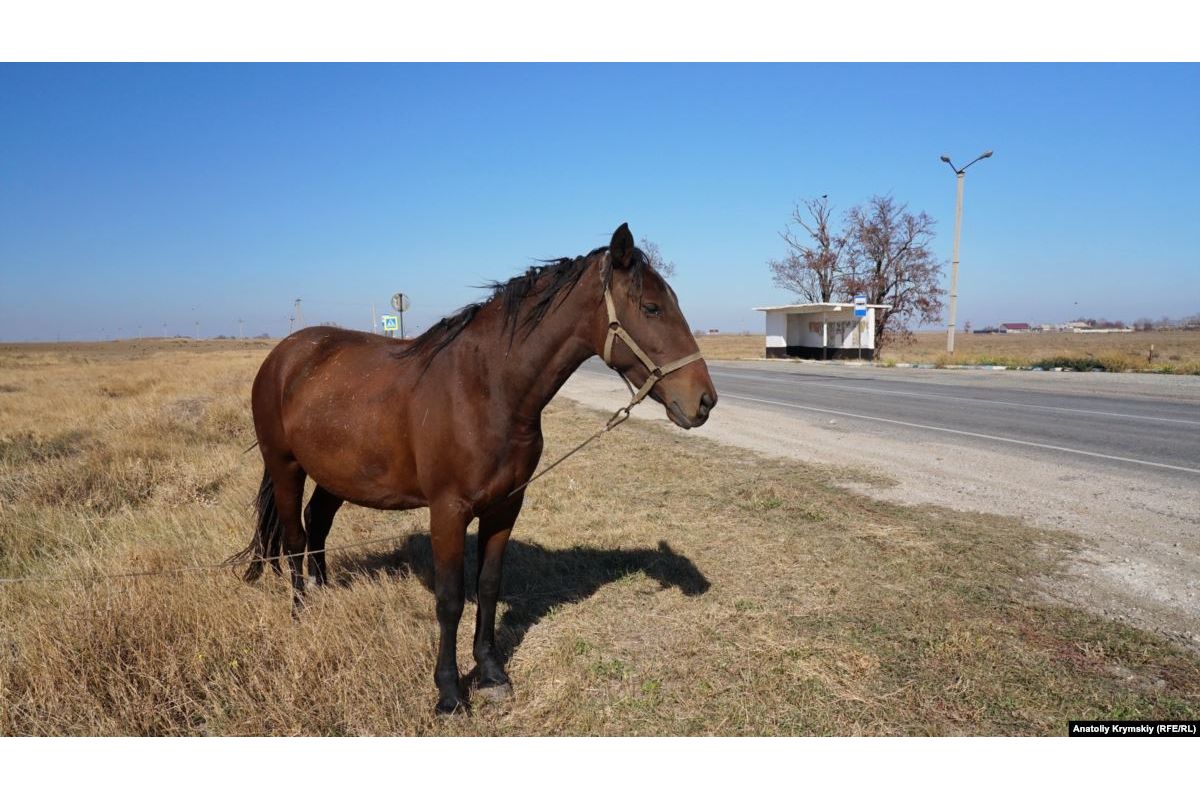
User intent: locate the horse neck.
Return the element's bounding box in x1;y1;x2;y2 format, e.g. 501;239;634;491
473;264;603;423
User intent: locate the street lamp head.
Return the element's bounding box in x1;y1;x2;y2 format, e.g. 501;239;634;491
980;150;994;159
940;154;951;163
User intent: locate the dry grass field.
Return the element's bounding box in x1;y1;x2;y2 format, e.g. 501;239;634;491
890;329;1200;373
1;339;1198;735
695;333;764;361
697;329;1200;373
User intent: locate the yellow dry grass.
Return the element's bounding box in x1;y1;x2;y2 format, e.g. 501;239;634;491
696;334;762;360
691;328;1200;371
890;330;1200;373
695;329;1200;374
1;339;1197;735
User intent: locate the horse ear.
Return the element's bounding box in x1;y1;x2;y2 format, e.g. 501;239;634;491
609;222;635;270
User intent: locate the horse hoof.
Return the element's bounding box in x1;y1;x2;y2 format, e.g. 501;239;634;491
435;696;468;716
474;681;513;702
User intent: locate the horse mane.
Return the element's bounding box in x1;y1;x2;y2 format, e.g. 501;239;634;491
397;244;649;366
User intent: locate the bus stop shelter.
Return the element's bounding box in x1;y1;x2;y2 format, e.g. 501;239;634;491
754;302;891;360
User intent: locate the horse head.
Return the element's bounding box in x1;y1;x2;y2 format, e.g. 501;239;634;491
597;223;718;429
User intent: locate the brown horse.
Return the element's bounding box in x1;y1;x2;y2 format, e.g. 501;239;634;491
236;223;717;713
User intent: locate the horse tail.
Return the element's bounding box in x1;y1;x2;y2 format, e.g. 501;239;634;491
230;467;285;582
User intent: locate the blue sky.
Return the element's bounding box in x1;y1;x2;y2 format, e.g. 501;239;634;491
1;63;1197;341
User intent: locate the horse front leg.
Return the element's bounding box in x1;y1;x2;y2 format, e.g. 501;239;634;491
430;499;470;714
473;492;523;700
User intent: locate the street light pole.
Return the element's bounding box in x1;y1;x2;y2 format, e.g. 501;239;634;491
947;169;965;353
941;150;992;354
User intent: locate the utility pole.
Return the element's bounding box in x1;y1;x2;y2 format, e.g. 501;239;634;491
940;150;993;354
238;318;244;339
391;292;410;339
371;302;377;334
294;298;304;330
289;314;296;334
194;320;200;339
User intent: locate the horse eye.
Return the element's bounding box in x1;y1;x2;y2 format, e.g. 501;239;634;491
642;302;662;317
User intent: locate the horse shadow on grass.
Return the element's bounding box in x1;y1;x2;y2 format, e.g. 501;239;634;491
335;532;710;660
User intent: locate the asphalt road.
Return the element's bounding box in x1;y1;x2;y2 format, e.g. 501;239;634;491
579;358;1200;481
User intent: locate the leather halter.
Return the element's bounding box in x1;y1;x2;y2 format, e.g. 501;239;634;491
600;257;704;411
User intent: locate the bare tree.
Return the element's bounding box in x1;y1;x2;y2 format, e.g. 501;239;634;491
638;237;676;277
842;195;943;354
768;196;846;303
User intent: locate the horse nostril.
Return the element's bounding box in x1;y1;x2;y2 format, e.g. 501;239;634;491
698;392;715;418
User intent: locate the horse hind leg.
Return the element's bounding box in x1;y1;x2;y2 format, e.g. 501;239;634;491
303;485;343;588
268;459;308;610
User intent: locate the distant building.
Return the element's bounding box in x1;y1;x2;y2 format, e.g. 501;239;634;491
999;322;1031;333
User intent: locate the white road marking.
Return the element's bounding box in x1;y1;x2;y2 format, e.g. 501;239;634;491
709;368;1200;426
719;391;1200;475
